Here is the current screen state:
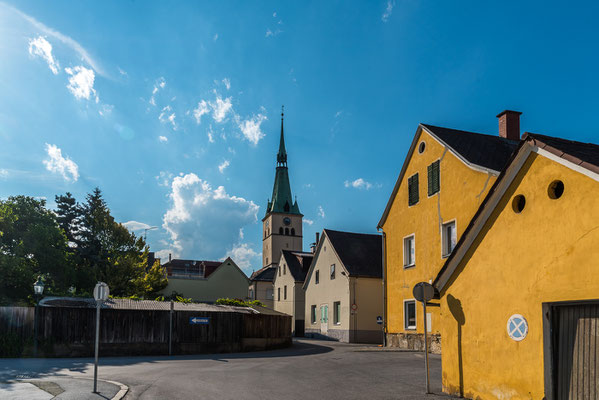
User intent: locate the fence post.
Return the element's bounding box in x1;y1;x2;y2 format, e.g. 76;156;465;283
169;301;174;356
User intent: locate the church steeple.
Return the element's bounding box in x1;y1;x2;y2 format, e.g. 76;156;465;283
277;107;287;167
266;106;301;216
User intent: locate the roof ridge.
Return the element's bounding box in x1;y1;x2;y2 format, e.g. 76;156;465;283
324;228;381;237
525;131;599;148
422;123;518;143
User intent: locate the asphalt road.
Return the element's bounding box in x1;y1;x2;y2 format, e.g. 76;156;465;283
0;339;456;400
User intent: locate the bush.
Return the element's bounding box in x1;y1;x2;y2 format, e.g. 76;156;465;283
215;298;265;307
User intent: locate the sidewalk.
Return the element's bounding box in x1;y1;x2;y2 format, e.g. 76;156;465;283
0;376;127;400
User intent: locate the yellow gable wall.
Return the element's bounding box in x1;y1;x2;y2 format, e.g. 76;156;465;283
382;129;497;336
440;152;599;399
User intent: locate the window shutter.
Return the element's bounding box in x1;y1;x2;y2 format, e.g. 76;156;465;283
408;174;419;206
427;163;433;196
428;161;440;196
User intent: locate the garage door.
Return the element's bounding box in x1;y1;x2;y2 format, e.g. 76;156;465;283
553;303;599;399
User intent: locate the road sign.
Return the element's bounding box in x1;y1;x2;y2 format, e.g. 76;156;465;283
376;316;383;325
93;282;109;301
412;282;435;303
189;317;210;325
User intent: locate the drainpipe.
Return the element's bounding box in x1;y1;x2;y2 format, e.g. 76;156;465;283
378;228;387;347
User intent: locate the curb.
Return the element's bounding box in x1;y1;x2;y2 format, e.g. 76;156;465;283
104;379;129;400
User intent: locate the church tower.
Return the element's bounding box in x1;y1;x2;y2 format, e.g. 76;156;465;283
262;108;303;268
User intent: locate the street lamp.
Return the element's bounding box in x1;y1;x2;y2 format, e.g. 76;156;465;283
143;226;158;242
33;276;45;357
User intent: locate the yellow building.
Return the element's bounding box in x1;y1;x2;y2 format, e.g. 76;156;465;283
377;111;521;351
434;132;599;399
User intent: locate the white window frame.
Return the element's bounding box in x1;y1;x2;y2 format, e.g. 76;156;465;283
441;219;457;258
404;299;417;330
333;301;341;325
403;234;416;268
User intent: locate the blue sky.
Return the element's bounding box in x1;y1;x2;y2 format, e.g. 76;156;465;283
1;1;598;274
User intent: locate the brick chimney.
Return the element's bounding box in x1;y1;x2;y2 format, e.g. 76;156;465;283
496;110;522;141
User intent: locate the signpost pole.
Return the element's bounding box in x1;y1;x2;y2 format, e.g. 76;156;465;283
169;300;174;356
423;300;430;394
93;299;100;393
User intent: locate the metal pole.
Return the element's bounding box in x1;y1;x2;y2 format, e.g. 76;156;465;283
93;300;101;393
423;300;430;394
33;299;39;357
169;300;174;356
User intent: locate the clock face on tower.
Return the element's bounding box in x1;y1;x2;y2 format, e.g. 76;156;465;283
283;217;291;226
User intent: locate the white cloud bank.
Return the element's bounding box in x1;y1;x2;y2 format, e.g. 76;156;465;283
28;36;59;74
65;66;98;102
160;174;260;266
122;221;152;231
43;144;79;182
344;178;380;190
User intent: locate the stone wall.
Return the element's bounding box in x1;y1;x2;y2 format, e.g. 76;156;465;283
386;333;441;354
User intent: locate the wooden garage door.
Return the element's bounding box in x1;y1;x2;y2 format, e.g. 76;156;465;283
553;303;599;400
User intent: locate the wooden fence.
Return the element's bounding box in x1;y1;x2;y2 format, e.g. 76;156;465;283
0;306;291;357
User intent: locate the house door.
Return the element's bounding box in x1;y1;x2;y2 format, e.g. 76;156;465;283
320;304;328;335
551;302;599;399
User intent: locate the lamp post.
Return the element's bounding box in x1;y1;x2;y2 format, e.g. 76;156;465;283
33;276;45;357
143;226;158;242
93;282;109;394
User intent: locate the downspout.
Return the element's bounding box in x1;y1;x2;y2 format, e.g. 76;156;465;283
378;228;387;347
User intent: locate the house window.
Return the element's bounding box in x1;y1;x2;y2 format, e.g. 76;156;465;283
266;288;273;299
278;266;281;276
284;264;286;275
330;264;335;279
285;228;289;235
277;287;281;301
427;160;440;196
404;300;416;330
333;301;341;324
442;220;457;258
408;173;419;206
403;235;415;267
291;228;295;235
284;285;287;300
311;305;317;324
315;270;319;284
249;288;254;300
266;257;269;265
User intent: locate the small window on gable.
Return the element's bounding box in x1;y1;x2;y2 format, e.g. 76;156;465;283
441;220;457;258
330;264;335;279
283;264;286;275
408;173;419;206
427;160;440;196
315;270;320;284
418;141;426;154
548;180;564;199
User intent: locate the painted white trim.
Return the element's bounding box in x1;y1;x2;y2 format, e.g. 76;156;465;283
436;144;533;290
441;218;457;258
403;233;416;268
535;147;599;182
403;299;417;330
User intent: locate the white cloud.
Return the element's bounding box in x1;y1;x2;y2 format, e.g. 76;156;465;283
222;78;231;90
28;36;59;74
156;171;173;187
118;67;127;76
382;0;395;22
159;136;168;143
344;178;377;190
218;160;230;173
207;130;215;143
213;33;218;41
43;143;79;182
304;219;314;226
122;221;152;231
193;100;210;124
64;66;98;101
212;94;233;122
161;174;259;261
99;104;114;116
150;77;166;106
4;3;106;76
225;243;259;272
236;113;267;145
0;169;8;179
318;206;325;219
159;105;177;130
266;28;282;37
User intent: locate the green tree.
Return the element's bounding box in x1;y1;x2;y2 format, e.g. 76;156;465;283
0;196;74;304
134;258;168;298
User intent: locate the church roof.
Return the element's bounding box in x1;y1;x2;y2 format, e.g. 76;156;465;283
266;110;301;216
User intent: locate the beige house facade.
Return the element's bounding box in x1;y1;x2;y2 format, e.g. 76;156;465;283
304;229;383;343
161;258;250;303
248;267;275;308
273;250;313;336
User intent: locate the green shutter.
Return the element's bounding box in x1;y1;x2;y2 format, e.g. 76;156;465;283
428;161;440;196
408;173;419;206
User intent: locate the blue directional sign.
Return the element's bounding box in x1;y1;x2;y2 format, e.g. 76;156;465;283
376;316;383;325
189;317;210;325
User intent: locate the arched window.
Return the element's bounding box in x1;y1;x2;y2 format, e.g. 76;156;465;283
279;227;283;234
291;228;295;236
285;228;289;235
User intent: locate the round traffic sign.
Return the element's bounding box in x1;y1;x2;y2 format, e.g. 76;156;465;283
507;314;528;341
413;282;435;302
93;282;110;301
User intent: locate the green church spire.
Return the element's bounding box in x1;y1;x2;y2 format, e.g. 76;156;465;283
266;106;301;216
